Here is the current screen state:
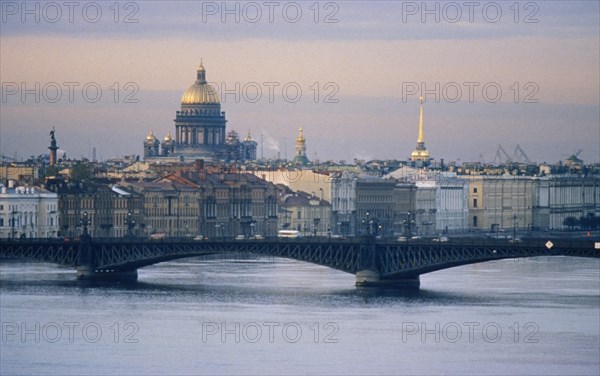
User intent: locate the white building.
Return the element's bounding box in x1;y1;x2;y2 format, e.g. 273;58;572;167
0;182;59;239
436;178;469;233
386;169;469;234
330;171;357;236
547;176;600;229
414;181;436;236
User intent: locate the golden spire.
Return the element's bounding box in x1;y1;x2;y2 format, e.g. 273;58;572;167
296;128;305;142
410;96;430;163
417;96;424;143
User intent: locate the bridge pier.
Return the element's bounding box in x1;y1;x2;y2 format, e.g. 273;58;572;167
76;266;138;282
355;269;381;286
355;270;420;289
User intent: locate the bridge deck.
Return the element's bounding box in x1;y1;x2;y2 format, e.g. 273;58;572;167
1;238;598;285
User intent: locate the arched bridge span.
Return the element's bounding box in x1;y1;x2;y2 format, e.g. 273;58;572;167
1;237;598;288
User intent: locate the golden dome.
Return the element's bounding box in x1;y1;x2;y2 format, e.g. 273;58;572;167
146;130;157;141
296;128;305;142
181;64;220;105
163;131;172;142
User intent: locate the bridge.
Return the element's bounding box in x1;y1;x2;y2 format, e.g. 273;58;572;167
0;236;598;288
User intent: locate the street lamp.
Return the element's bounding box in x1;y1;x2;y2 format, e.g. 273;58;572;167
362;211;370;236
361;212;376;237
403;211;415;237
80;211;90;237
10;210;17;239
125;210;136;238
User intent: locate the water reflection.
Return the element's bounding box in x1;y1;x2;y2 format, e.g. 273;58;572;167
1;257;598;375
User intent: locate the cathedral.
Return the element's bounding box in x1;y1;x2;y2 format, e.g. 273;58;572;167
144;63;256;162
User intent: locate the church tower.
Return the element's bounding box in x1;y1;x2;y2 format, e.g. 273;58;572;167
293;128;309;166
143;130;160;158
242;131;258;161
410;96;431;165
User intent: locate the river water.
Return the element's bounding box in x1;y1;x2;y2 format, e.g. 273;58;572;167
1;255;598;375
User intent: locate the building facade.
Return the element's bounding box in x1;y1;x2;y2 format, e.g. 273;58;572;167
138;171;279;238
0;182;59;239
355;176;397;237
51;181;143;238
466;176;536;232
435;178;469;233
330;171;357;236
547;176;600;229
119;180;199;238
277;185;331;236
414;181;437;236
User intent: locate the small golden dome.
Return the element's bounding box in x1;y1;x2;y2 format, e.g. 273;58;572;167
164;131;172;142
296;128;305;142
146;130;157;140
181;64;220;105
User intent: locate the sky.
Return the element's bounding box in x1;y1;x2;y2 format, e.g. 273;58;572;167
1;1;599;164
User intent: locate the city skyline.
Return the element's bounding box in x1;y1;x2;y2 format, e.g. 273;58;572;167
1;1;599;163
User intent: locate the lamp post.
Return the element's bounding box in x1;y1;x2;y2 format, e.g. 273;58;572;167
10;210;17;239
403;211;415;237
80;211;90;237
125;210;136;238
361;211;374;237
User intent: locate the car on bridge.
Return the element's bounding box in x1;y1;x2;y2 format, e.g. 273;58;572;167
150;233;166;241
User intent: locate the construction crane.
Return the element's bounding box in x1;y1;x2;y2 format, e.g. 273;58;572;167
513;144;530;164
494;145;512;164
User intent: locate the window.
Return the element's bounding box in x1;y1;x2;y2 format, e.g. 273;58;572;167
473;187;478;193
473;198;478;208
473;216;478;227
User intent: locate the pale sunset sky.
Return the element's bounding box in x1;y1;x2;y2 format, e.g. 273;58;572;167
1;1;599;163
